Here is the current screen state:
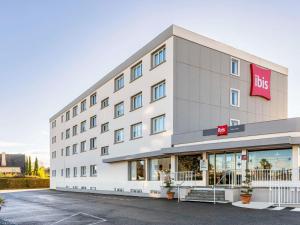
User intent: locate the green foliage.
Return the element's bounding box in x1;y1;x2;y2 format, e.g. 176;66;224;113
0;196;5;206
260;158;272;169
0;178;49;190
33;157;39;176
28;156;32;176
241;169;253;195
163;171;174;193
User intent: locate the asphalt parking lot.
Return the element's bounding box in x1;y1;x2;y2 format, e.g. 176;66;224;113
0;189;300;225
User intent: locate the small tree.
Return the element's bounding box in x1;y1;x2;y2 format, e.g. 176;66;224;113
241;169;253;196
28;156;32;176
34;157;39;176
38;167;46;178
25;157;28;175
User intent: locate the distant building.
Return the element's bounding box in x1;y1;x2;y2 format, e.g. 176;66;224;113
0;152;25;175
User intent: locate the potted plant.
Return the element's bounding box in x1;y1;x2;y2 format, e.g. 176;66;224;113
240;169;253;204
163;172;175;200
0;196;5;211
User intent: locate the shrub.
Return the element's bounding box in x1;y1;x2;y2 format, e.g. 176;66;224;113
0;178;49;190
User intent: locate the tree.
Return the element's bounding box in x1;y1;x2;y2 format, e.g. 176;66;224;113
28;156;32;176
33;157;39;176
25;157;28;175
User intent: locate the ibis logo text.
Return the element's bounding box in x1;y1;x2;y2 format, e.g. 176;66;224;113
250;64;271;100
217;125;228;136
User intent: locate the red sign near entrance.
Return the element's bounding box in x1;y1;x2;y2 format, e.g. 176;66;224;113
250;64;271;100
217;125;228;136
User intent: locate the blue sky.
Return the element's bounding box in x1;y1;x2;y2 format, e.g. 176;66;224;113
0;0;299;166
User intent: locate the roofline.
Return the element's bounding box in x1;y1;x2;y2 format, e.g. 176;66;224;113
50;24;288;121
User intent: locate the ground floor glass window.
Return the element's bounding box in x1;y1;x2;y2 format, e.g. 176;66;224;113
149;157;171;181
177;154;203;180
129;160;145;181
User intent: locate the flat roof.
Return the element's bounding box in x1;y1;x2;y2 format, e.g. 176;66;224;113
50;25;288;121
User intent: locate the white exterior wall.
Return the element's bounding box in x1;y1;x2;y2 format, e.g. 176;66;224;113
50;37;174;193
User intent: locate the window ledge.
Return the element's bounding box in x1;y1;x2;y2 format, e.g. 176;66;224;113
114;114;124;119
150;60;166;71
114;141;124;145
130;75;143;83
150;95;166;104
130;106;142;112
150;130;167;136
130;136;143;141
114;86;124;93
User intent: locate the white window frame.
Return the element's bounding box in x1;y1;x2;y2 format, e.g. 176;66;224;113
101;97;109;109
151;80;166;102
114;102;124;118
151;114;166;134
131;122;143;139
230;119;240;126
90;165;97;177
90;137;97;150
81;120;86;133
101;122;109;133
72;125;77;136
131;62;143;81
73;167;77;177
101;146;109;156
230;88;240;107
131;92;143;111
80;141;86;152
114;129;124;144
66;168;70;178
230;57;240;77
90;115;97;128
152;46;166;68
90;93;97;107
72;105;78;117
80;166;86;177
114;74;124;92
72;144;78;154
80;100;87;112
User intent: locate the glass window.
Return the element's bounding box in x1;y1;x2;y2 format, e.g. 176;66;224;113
66;168;70;178
90;93;97;106
151;115;165;134
80;166;86;177
66;129;70;139
72;144;77;154
152;46;166;67
61;148;64;156
52;170;56;177
81;100;87;112
52;136;56;144
248;149;292;170
90;137;97;150
80;120;86;133
131;122;142;139
101;146;109;156
72;106;78;117
80;141;86;152
90;115;97;128
73;167;77;177
101;97;109;109
131;92;142;110
114;102;124;118
101;122;109;133
114;129;124;143
61;115;64;123
90;165;97;177
66;111;70;121
61;132;64;140
231;57;240;76
129;160;145;181
115;74;124;91
178;154;203;180
51;120;56;128
61;169;64;176
152;81;166;101
66;146;70;156
131;62;142;81
230;119;240;126
230;89;240;107
72;125;77;136
52;151;56;159
149;157;171;181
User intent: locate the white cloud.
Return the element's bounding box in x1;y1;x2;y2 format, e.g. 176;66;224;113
0;141;27;148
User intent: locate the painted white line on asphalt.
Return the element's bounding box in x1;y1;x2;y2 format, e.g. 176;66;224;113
49;212;81;225
79;212;107;222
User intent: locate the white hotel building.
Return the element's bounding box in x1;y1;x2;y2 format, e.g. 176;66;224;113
50;25;300;203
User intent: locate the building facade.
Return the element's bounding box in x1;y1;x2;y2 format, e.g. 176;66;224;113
50;25;298;202
0;152;25;174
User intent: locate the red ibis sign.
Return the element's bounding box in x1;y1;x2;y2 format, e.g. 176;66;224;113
217;125;228;136
250;64;271;100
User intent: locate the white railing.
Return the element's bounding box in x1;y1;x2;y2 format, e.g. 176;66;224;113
269;185;300;206
214;170;242;187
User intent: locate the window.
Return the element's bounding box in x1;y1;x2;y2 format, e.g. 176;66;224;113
61;169;64;176
114;74;124;91
81;100;87;112
61;148;64;156
152;46;166;68
66;129;70;139
101;97;109;109
80;166;86;177
101;122;109;133
129;160;145;181
51;120;56;128
131;92;142;110
52;170;56;177
90;115;97;128
61;115;64;123
131;62;142;81
151;115;165;134
230;88;240;107
90;137;97;150
149;157;171;181
114;102;124;118
231;57;240;76
80;141;86;152
72;106;78;117
73;167;77;177
72;144;78;154
151;80;165;101
51;136;56;144
230;119;240;126
66;146;70;156
72;125;77;136
90;93;97;107
178;154;203;181
66;111;70;121
51;151;56;159
90;165;97;177
66;168;70;178
131;122;142;139
61;132;64;140
114;129;124;143
101;146;109;156
80;120;86;133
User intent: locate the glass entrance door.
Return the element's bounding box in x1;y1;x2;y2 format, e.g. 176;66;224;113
208;152;242;186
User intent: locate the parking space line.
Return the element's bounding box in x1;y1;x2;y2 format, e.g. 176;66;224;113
49;212;81;225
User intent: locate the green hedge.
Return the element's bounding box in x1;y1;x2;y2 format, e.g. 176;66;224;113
0;178;49;189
